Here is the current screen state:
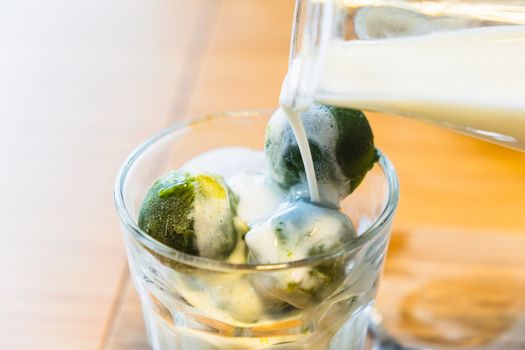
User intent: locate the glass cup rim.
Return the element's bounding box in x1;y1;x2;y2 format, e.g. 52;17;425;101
114;109;399;272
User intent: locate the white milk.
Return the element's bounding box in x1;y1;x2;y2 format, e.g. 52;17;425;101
316;25;525;150
281;106;321;203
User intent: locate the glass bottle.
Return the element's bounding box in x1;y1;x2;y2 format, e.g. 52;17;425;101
281;0;525;150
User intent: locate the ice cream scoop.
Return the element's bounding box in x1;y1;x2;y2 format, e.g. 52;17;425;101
138;170;238;260
245;200;356;308
265;104;378;205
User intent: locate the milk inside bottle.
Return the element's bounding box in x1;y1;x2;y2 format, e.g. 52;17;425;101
281;1;525;151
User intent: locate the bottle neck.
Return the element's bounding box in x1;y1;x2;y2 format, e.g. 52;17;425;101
281;0;338;110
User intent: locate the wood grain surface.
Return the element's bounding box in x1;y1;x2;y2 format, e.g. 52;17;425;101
1;1;524;349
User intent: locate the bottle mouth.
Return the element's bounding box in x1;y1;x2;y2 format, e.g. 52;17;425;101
281;0;337;110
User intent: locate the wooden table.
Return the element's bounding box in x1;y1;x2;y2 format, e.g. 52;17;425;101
1;1;524;349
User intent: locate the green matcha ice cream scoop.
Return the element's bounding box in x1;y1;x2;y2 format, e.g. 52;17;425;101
138;170;238;260
246;200;356;308
265;104;379;205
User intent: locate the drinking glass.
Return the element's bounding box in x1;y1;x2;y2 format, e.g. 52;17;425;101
114;110;399;350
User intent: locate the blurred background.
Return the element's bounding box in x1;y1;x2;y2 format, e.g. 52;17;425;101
1;1;524;349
